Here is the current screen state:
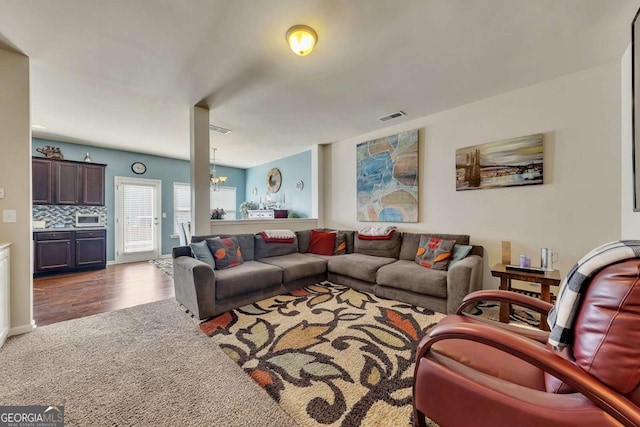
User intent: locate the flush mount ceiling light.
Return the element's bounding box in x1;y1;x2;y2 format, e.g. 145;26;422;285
286;25;318;56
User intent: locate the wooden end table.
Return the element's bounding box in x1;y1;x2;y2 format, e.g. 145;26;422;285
490;263;561;331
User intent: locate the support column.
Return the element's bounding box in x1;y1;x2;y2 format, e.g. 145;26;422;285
190;105;211;236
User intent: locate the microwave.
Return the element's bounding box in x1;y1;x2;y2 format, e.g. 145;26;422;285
76;213;101;227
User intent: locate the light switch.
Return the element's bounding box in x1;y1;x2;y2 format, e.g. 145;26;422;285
0;188;4;199
3;209;16;223
162;212;167;218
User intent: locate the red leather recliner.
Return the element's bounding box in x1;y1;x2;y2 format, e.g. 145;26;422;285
413;259;640;427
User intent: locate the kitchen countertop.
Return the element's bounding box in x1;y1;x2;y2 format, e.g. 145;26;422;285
33;226;108;232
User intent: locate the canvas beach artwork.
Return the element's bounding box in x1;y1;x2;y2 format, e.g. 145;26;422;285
357;129;419;222
455;134;544;191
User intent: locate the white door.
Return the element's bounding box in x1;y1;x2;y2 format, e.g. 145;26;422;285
114;177;162;263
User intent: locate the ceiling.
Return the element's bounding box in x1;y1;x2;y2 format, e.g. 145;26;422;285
0;0;638;168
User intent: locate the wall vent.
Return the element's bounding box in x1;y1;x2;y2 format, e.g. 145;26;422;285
209;124;232;134
378;111;406;122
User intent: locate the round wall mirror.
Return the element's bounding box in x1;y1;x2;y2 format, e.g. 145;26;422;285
266;168;282;193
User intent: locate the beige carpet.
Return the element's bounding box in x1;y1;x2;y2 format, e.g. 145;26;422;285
0;299;297;427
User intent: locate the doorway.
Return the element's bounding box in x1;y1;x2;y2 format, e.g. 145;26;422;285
114;177;162;263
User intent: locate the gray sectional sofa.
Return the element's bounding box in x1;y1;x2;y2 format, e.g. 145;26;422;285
172;229;484;320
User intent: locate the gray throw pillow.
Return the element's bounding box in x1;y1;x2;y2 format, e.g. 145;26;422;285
190;240;215;269
449;244;473;268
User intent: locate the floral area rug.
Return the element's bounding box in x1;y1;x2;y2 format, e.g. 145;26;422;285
200;282;444;427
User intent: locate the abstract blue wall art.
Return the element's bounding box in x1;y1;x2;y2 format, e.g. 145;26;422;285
455;134;544;191
356;130;419;222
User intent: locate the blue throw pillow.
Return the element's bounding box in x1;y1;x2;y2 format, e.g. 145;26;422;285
189;240;215;269
448;244;473;268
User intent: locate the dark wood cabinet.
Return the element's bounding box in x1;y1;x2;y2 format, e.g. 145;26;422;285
34;229;106;276
81;164;105;205
55;162;81;205
34;232;73;272
32;158;106;206
75;230;106;267
32;159;54;205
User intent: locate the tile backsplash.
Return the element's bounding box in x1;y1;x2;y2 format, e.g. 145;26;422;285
33;205;107;228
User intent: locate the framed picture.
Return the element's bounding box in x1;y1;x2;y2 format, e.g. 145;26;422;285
455;134;544;191
356;129;419;222
633;7;640;210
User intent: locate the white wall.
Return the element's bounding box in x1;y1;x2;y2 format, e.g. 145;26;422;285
0;48;34;333
325;60;622;289
621;43;640;237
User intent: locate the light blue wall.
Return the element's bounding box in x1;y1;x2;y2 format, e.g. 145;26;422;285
245;150;312;218
33;138;246;260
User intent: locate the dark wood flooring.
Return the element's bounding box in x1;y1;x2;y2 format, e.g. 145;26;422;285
33;261;175;326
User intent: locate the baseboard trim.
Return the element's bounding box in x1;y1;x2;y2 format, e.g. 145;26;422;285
0;326;8;347
9;320;37;336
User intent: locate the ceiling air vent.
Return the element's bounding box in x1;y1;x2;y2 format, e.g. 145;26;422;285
209;124;232;134
378;111;407;122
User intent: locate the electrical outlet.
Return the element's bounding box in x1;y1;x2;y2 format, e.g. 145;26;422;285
162;212;167;218
0;188;4;199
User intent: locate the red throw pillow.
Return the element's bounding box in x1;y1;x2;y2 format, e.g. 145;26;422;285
308;230;337;256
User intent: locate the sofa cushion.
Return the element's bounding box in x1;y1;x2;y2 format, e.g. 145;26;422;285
309;230;337;255
354;231;402;258
415;236;456;270
377;260;448;298
258;253;327;283
449;244;473;268
399;232;470;261
215;260;282;300
296;229;312;253
207;236;244;270
254;234;298;259
189;240;215;269
328;253;397;283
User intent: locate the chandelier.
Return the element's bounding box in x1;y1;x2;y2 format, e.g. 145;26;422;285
210;147;227;192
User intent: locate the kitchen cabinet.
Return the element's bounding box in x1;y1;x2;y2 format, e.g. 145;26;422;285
34;231;73;272
0;243;10;348
34;229;106;276
32;158;54;204
55;162;80;205
81;164;105;205
32;157;106;206
75;230;106;267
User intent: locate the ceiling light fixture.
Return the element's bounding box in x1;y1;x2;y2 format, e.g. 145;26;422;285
210;147;228;192
286;25;318;56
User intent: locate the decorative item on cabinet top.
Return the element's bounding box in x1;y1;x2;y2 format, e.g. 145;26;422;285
36;145;64;159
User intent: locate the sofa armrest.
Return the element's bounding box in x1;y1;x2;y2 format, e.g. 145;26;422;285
173;255;217;320
446;254;483;314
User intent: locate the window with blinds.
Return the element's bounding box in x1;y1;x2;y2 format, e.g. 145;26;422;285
123;184;154;253
211;186;237;219
173;183;237;227
173;183;191;235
